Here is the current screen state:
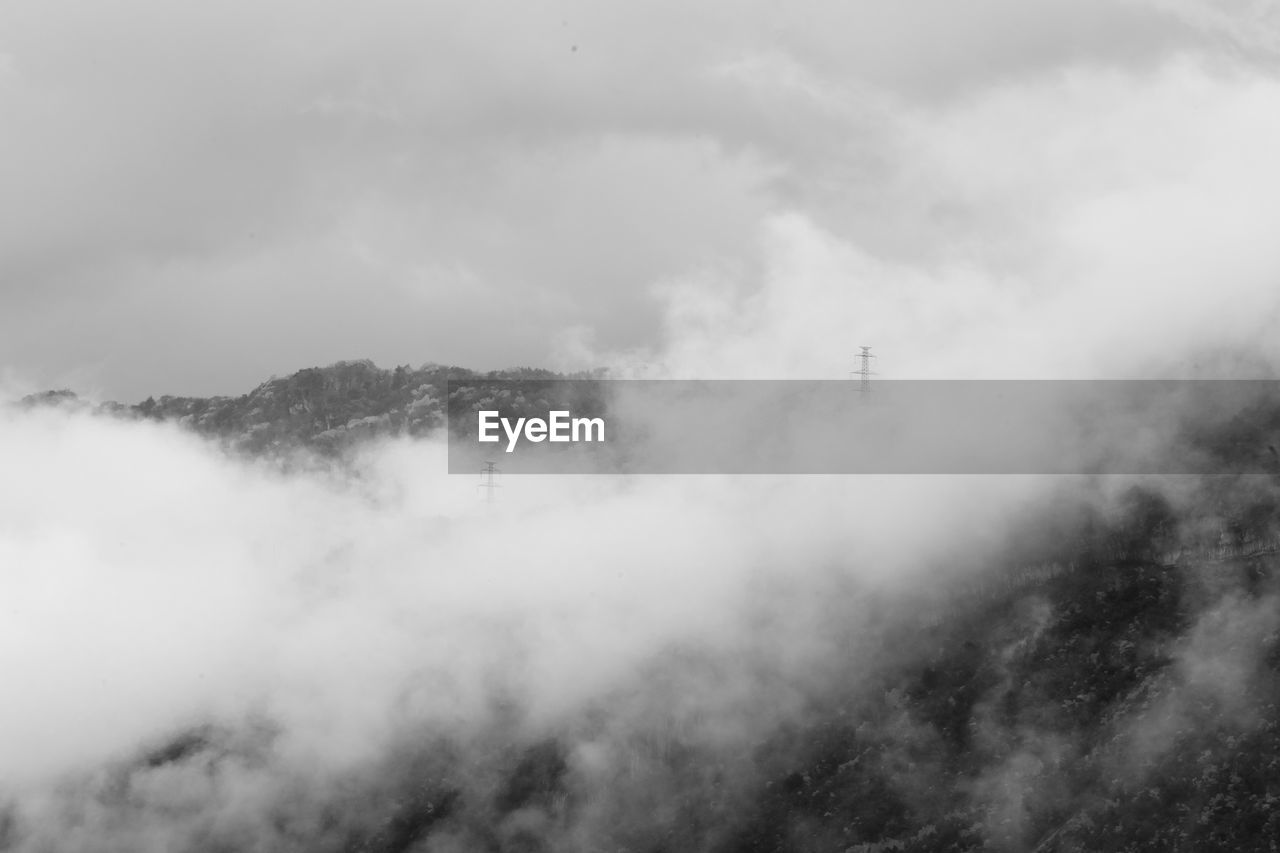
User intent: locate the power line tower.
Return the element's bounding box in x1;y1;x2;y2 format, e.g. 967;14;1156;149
851;346;876;398
478;460;501;504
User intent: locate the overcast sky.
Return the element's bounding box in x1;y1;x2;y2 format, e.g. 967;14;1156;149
2;0;1279;400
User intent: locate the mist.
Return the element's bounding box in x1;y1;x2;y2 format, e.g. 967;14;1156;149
2;386;1075;847
5;368;1278;849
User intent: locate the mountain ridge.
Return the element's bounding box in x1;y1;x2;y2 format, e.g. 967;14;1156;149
16;360;599;455
8;361;1280;849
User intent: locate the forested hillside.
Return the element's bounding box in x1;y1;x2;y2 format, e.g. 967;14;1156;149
19;361;599;456
8;365;1280;851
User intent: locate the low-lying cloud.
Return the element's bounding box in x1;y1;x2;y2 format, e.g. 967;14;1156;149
0;400;1052;803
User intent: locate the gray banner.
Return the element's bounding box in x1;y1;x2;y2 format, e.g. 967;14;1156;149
446;380;1280;474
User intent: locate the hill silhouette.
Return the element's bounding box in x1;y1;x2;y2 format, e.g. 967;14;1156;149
20;360;601;456
8;363;1280;850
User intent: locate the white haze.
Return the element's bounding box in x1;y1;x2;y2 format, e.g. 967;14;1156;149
559;56;1280;382
0;405;1044;795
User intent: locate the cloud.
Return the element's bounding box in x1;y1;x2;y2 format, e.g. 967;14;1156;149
559;54;1280;382
0;391;1083;853
0;402;1034;794
0;0;1266;398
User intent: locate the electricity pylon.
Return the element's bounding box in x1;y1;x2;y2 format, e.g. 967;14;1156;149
479;461;500;504
852;346;876;398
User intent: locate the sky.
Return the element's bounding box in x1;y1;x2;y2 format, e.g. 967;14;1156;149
3;0;1280;399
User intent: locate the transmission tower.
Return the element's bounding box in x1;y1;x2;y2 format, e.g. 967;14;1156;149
478;460;501;504
851;346;876;397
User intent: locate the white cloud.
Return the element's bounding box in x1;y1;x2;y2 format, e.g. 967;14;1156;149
0;0;1257;397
